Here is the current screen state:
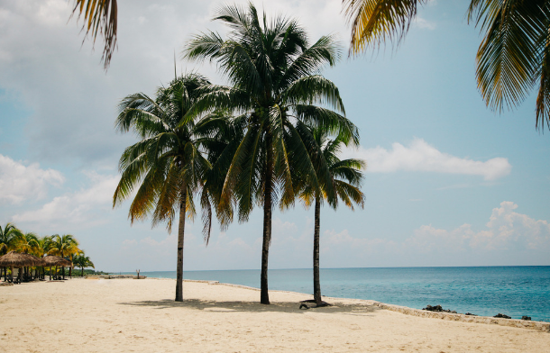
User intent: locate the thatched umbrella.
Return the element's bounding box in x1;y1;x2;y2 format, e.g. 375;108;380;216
43;256;72;280
0;251;40;282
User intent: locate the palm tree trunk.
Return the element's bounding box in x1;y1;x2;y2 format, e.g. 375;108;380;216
313;196;322;305
175;188;187;302
82;267;84;277
261;134;273;305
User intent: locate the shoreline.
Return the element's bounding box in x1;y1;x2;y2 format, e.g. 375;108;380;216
89;275;550;332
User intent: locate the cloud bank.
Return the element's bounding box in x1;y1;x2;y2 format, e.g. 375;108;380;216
344;138;511;180
0;153;64;204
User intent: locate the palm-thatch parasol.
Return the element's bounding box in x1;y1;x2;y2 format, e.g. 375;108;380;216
0;251;43;282
43;255;72;280
43;255;72;267
0;251;41;267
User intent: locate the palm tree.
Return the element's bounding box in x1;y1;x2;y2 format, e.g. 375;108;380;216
113;73;214;302
342;0;550;129
184;3;358;304
0;223;22;255
48;234;79;279
297;126;365;306
70;0;117;69
0;223;23;280
14;232;39;254
34;236;52;280
73;252;95;277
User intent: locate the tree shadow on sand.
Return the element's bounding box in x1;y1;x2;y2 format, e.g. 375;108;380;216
118;298;380;316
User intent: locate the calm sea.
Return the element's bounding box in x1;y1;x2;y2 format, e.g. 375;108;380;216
124;266;550;322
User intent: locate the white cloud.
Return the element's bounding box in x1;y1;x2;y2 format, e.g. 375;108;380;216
319;202;550;266
12;171;118;227
0;153;64;204
413;17;436;30
344;138;511;180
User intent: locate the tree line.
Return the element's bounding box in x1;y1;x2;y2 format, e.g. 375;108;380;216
113;4;365;305
0;223;95;278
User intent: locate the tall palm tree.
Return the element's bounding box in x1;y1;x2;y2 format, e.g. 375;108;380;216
298;126;365;306
184;3;358;304
113;73;214;302
73;252;95;277
48;234;79;279
342;0;550;129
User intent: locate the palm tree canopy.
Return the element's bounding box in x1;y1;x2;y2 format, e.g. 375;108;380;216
73;253;95;269
298;126;366;210
48;234;80;258
71;0;117;69
342;0;550;129
113;73;214;241
184;3;359;223
0;223;23;255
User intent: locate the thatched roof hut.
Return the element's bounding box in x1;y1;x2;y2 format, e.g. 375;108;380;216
0;251;42;267
43;255;72;267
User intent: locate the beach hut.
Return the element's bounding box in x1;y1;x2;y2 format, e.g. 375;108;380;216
0;251;41;283
43;256;72;280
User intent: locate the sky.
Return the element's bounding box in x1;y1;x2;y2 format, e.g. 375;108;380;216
0;0;549;272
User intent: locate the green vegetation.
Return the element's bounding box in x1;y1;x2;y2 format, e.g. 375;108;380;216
296;126;366;305
0;223;94;280
114;74;219;301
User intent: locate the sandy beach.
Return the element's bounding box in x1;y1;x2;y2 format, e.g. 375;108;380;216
1;278;549;353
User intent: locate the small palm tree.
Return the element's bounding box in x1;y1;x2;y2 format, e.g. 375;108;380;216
48;234;79;279
113;74;214;302
0;223;22;255
185;3;356;304
0;223;23;280
298;126;365;306
342;0;550;129
73;252;95;277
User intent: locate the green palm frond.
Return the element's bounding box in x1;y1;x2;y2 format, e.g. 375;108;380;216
71;0;118;69
468;0;550;128
343;0;424;55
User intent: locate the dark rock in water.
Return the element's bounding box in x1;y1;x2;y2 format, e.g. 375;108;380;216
423;305;455;313
465;312;477;316
522;316;532;321
494;313;511;319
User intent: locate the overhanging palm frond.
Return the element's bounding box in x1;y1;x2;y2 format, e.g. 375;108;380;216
468;0;550;128
71;0;118;69
343;0;424;55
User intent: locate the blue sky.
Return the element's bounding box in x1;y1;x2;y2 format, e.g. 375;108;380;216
0;0;549;272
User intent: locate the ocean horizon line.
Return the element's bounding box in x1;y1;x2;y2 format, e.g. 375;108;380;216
112;264;550;273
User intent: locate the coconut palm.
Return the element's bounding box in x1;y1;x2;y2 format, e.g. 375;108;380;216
342;0;550;129
0;223;22;255
0;223;23;280
14;232;39;254
297;125;365;305
73;252;95;277
34;236;52;280
113;73;215;302
184;3;358;304
48;234;79;279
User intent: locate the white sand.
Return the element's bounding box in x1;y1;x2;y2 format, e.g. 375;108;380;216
1;278;549;352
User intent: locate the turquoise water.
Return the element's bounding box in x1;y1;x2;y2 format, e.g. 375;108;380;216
126;266;550;322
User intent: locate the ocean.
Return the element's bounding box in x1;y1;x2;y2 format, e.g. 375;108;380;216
124;266;550;322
